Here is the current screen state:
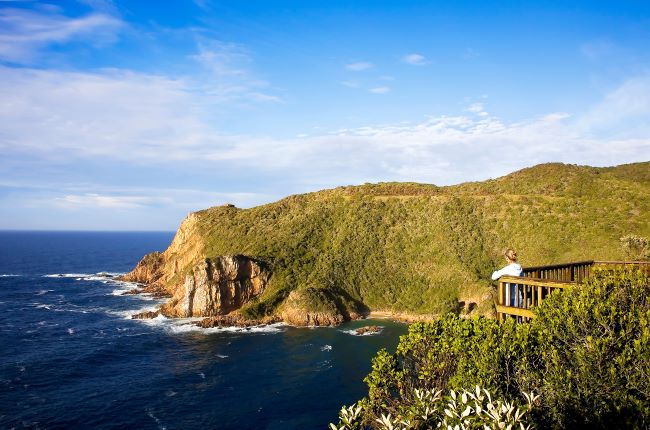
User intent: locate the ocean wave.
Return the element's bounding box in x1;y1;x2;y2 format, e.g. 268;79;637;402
33;303;52;310
108;306;161;319
35;289;54;296
108;301;286;336
165;320;286;335
146;409;167;430
43;273;93;278
339;326;384;336
0;274;22;277
321;345;332;351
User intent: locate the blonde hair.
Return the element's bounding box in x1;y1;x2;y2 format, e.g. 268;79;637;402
505;249;517;262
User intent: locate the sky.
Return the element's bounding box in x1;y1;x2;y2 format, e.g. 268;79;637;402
1;0;649;230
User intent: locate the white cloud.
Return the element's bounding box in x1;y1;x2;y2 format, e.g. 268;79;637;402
0;7;123;63
345;61;373;71
0;65;648;191
467;102;488;117
402;53;427;65
369;86;390;94
190;40;281;103
47;187;271;210
54;193;165;209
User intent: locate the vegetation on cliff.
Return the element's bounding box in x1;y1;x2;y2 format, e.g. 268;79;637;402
334;269;650;429
125;161;650;322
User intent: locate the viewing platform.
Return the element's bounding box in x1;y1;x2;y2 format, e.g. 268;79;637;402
495;260;650;322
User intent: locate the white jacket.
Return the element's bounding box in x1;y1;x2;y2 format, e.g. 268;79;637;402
491;263;523;280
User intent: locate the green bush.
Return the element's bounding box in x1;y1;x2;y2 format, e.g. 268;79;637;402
528;268;650;428
345;269;650;429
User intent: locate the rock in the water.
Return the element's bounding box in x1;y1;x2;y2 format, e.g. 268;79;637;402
355;325;382;335
122;288;142;295
195;314;280;328
132;310;160;319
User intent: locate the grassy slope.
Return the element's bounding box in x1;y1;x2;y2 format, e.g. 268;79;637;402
186;162;650;318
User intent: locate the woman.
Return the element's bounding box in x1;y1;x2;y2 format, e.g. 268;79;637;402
491;249;523;307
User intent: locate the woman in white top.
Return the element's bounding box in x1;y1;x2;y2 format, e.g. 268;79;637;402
492;249;523;307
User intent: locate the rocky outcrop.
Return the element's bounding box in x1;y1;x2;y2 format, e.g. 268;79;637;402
160;255;270;318
132;310;160;319
194;314;281;328
355;325;382;335
119;251;165;285
279;288;347;326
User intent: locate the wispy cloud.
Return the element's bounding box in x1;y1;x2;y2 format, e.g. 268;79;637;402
369;86;390;94
402;53;428;65
0;6;123;64
345;61;373;71
54;193;166;209
467;102;488;117
1;65;648;191
190;39;281;103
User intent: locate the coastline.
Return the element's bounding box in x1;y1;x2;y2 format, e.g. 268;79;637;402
367;310;438;324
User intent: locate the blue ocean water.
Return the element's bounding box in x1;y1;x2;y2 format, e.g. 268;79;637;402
0;231;407;429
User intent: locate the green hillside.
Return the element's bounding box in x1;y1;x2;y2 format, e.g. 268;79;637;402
181;161;650;319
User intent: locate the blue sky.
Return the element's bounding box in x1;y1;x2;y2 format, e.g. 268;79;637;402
1;0;649;230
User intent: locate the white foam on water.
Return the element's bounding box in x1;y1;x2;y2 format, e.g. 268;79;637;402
111;287;140;296
33;303;52;310
339;326;384;336
198;372;206;379
35;289;54;296
43;273;91;278
109;305;160;319
321;345;332;351
146;409;167;430
166;321;286;335
0;274;22;277
216;354;229;359
67;328;75;335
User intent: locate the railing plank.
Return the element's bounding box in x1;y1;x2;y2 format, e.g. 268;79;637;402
499;276;574;289
495;305;535;319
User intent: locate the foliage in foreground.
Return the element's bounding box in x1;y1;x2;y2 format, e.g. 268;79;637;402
334;269;650;429
331;387;539;430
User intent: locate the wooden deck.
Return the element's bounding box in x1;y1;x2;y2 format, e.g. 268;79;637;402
496;260;650;322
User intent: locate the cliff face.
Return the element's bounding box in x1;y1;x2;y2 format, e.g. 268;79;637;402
120;212;205;294
160;255;270;318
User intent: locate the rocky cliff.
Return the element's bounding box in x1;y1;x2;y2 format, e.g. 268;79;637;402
122;162;650;326
160;255;269;317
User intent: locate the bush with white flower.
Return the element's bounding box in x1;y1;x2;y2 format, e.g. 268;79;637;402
330;386;539;430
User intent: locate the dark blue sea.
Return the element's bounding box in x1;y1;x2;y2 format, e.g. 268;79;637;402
0;231;406;429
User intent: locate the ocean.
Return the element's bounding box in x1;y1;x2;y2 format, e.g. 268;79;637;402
0;231;407;429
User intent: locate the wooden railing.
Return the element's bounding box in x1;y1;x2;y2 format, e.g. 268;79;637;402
496;260;649;322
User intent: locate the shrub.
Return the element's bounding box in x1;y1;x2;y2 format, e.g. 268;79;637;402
330;386;539;430
343;269;650;429
528;268;650;428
